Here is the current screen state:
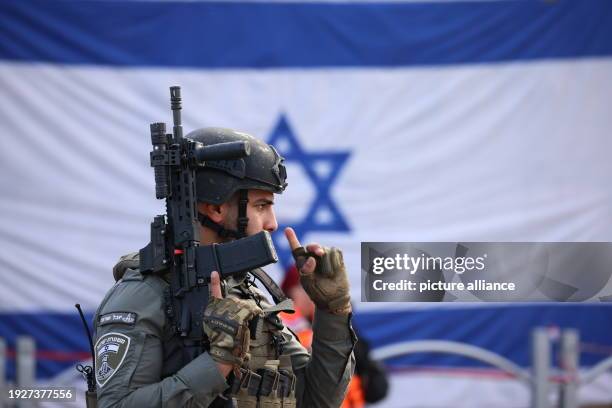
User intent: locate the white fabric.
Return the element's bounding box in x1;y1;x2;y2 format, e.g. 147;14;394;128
371;370;612;408
2;58;612;311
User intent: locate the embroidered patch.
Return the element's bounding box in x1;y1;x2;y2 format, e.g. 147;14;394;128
95;332;131;387
99;312;137;326
203;317;238;335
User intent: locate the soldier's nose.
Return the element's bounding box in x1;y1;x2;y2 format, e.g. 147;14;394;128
266;214;278;233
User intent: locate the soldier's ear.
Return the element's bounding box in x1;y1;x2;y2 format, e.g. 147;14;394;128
198;202;224;223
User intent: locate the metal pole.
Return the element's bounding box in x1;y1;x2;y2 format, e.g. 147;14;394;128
581;355;612;385
371;340;531;384
559;329;579;408
531;328;550;408
16;337;35;408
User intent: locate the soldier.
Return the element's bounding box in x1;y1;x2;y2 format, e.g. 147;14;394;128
93;128;356;407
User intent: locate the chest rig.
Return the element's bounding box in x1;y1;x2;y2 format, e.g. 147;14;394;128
173;269;298;408
226;271;297;408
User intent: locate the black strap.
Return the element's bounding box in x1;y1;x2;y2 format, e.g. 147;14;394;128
237;189;249;238
249;268;288;304
197;213;240;239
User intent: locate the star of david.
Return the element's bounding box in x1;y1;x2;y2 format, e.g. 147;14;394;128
267;115;351;270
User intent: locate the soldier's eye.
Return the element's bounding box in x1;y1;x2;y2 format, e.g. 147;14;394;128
253;201;273;211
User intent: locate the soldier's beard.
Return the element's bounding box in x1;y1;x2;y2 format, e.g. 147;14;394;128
221;213;240;242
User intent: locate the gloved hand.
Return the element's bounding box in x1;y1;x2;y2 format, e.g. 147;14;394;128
203;272;262;367
285;228;352;315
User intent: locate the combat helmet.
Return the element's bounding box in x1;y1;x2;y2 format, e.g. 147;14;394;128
187;127;287;238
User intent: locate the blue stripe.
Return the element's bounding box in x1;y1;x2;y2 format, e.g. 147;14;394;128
0;312;94;379
0;305;610;379
1;0;612;68
353;304;612;369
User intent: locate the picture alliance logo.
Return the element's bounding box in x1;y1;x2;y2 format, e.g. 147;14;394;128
371;253;488;275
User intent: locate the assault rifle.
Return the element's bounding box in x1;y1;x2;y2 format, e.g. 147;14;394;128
139;86;278;362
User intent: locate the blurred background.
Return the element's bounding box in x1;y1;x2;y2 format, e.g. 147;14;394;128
1;0;612;407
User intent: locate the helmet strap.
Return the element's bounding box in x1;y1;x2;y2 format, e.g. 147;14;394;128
237;189;249;239
197;190;249;240
197;213;240;239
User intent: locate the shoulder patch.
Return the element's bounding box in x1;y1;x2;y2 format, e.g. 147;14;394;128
95;332;131;387
98;312;137;327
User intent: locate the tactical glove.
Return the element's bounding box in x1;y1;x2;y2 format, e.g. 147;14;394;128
292;246;352;315
203;296;262;367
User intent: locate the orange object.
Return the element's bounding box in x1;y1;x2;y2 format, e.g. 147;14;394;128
340;374;365;408
280;310;364;408
280;309;313;349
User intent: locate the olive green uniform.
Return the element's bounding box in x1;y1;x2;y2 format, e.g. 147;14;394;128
93;264;356;408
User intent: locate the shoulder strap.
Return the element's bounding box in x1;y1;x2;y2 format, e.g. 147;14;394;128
249;268;291;306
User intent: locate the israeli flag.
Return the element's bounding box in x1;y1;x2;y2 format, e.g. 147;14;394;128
1;0;612;406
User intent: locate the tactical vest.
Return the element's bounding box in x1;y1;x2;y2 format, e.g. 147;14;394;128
93;258;298;408
216;275;297;408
